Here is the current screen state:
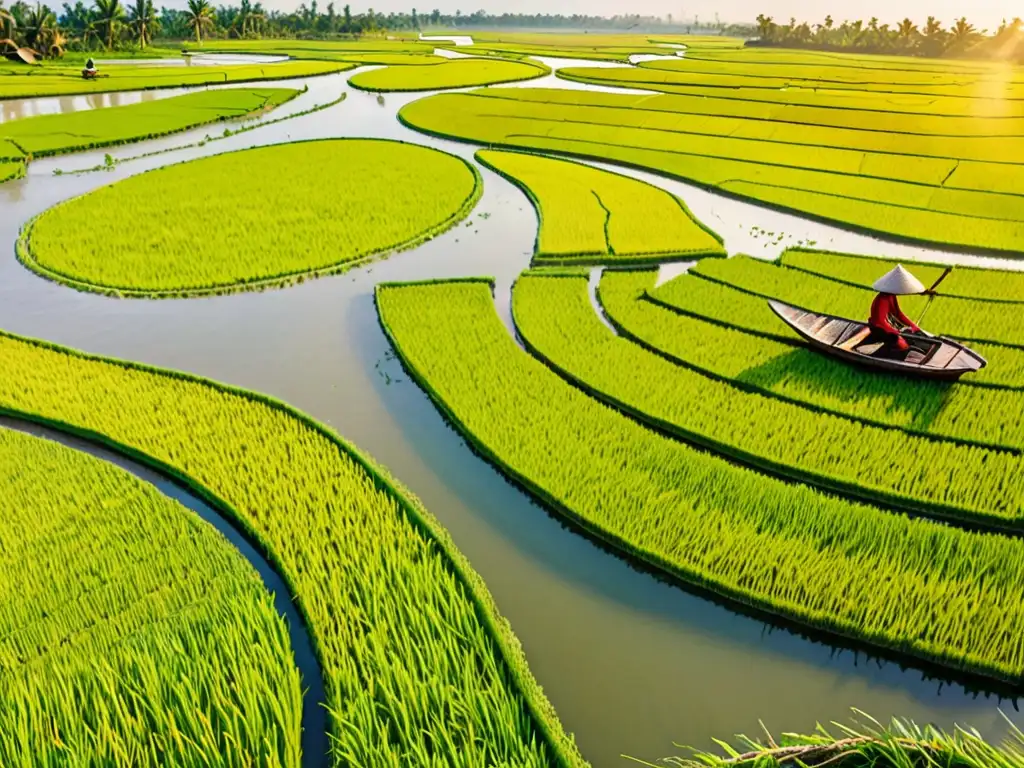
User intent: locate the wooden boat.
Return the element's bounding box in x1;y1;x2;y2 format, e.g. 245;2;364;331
767;299;987;380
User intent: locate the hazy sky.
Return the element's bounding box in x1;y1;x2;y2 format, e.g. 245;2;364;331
204;0;1014;32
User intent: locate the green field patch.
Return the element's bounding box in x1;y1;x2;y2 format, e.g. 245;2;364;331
19;138;481;296
782;248;1024;303
349;57;548;91
0;59;352;100
376;278;1024;685
641;270;1024;388
656;256;1024;349
0;161;24;183
0;329;582;767
599;269;1024;451
514;272;1024;528
399;90;1024;253
476;149;724;265
0;87;297;159
0;427;302;763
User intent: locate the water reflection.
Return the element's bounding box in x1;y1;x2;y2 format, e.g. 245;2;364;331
2;62;1023;768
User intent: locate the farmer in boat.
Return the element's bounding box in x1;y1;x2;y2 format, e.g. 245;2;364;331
82;58;98;79
867;264;925;352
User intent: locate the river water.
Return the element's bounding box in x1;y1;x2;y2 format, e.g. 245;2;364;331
2;54;1023;767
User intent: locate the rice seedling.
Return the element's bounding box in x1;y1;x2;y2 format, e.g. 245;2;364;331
655;256;1024;349
640;269;1024;388
599;269;1024;451
782;247;1024;303
513;272;1024;528
0;59;352;99
475;149;724;265
0;426;302;765
0;329;582;768
19;138;482;296
646;710;1024;767
398;89;1024;252
0;87;298;161
376;277;1024;684
348;57;548;92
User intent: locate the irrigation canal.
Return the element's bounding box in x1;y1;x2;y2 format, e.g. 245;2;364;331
2;52;1024;766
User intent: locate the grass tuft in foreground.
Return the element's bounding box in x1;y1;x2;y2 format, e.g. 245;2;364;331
0;426;302;765
636;711;1024;767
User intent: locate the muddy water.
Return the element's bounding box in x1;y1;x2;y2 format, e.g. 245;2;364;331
2;61;1024;767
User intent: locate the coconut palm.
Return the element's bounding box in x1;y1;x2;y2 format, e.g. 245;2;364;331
127;0;156;48
0;1;16;50
184;0;213;43
949;16;978;48
896;18;918;49
20;3;54;52
92;0;123;49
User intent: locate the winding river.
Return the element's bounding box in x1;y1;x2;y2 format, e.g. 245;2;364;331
2;49;1023;766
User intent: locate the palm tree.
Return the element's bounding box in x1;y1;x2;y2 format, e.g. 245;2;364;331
949;16;978;49
184;0;213;43
20;3;55;52
754;13;774;41
896;18;918;50
92;0;123;49
127;0;155;47
921;15;946;56
0;1;16;50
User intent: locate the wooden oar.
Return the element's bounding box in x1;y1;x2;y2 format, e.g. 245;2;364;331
915;266;954;328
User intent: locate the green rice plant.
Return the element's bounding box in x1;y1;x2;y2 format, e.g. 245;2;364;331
0;329;583;768
781;248;1024;303
647;711;1024;767
398;90;1024;253
0;426;302;765
0;160;24;184
348;57;548;91
185;38;438;56
18;138;482;297
475;149;724;265
0;59;352;99
0;87;297;161
599;269;1024;452
376;277;1024;685
640;270;1024;388
655;256;1024;349
513;272;1024;528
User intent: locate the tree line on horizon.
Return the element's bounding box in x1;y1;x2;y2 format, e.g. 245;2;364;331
1;0;748;56
754;13;1024;59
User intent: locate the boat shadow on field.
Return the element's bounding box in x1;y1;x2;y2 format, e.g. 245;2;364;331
735;347;956;432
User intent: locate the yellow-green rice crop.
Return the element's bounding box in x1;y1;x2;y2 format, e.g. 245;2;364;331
475;149;724;265
376;278;1024;684
0;426;302;765
399;90;1024;253
0;161;24;184
599;269;1024;452
348;57;548;91
0;329;583;768
513;272;1024;528
0;59;352;99
0;87;297;161
781;248;1024;303
658;256;1024;349
641;269;1024;388
19;138;482;297
185;38;437;57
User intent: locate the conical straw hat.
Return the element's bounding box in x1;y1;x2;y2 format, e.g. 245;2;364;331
872;264;925;295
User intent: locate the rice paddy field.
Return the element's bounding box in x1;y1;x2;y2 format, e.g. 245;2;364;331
348;57;549;91
5;32;1024;768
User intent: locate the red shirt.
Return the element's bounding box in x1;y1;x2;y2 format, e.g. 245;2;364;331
870;293;918;336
